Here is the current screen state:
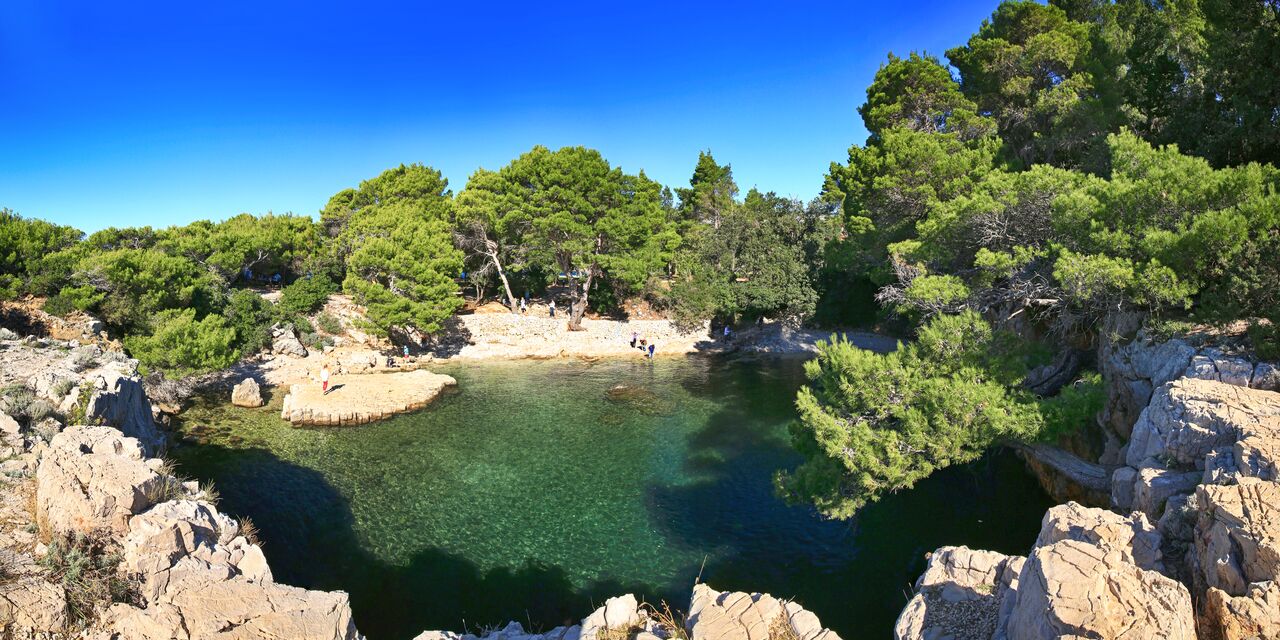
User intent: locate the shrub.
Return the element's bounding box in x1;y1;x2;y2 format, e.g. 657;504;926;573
51;378;75;399
42;294;77;317
222;289;274;356
0;385;34;418
26;400;53;423
278;275;336;317
38;531;138;625
124;309;239;377
71;346;98;371
316;312;342;335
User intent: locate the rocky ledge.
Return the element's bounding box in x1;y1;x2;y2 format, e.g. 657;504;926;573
414;586;842;640
896;342;1280;640
279;369;457;426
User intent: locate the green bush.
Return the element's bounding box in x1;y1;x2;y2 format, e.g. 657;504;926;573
316;312;342;335
42;294;77;318
124;309;239;377
278;276;336;317
222;289;274;355
777;311;1043;518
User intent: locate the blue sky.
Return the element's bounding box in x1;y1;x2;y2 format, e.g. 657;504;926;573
1;0;1000;232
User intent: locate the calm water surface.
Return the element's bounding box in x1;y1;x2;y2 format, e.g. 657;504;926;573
170;356;1053;640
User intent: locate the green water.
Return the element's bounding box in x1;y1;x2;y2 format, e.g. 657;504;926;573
170;356;1053;640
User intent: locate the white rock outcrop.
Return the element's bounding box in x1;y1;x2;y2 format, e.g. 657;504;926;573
35;425;168;535
230;377;264;408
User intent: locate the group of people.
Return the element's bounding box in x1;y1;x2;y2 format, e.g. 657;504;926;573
630;331;656;359
516;293;556;318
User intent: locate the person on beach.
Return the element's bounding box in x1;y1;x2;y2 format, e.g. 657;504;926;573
723;325;731;339
549;300;556;317
520;298;527;314
647;343;656;359
630;331;637;348
321;364;331;394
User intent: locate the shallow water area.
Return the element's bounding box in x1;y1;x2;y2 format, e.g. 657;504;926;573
171;356;1054;640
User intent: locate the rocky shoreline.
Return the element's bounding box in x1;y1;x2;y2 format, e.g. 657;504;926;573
894;333;1280;640
0;325;848;639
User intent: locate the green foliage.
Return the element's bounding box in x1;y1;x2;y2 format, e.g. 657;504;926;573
63;249;221;332
278;275;336;317
1036;372;1104;442
0;209;83;299
860;52;995;143
39;531;137;626
342;200;464;334
777;312;1044;519
316;312;342;335
124;309;239;377
222;289;275;355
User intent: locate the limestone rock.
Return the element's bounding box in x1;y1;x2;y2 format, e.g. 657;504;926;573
35;425;167;535
84;361;166;455
1126;378;1280;471
580;594;640;640
1204;581;1280;640
230;378;264;408
121;499;271;601
101;571;361;640
1130;467;1203;520
1034;501;1163;571
1192;478;1280;596
272;324;310;358
894;546;1021;640
0;575;68;634
280;369;456;426
999;538;1195;640
688;584;840;640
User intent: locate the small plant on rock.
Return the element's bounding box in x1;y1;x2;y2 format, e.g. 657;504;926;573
38;531;139;626
316;312;343;335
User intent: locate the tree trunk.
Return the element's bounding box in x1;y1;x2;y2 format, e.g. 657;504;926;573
568;267;595;331
489;250;518;313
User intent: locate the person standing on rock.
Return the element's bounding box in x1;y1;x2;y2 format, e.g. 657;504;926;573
321;364;331;395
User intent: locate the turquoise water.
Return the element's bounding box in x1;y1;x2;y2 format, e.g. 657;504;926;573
170;356;1053;640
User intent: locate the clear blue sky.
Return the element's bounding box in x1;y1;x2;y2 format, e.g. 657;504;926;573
1;0;1000;232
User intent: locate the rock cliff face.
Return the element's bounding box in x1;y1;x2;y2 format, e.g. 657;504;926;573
25;425;364;639
896;335;1280;640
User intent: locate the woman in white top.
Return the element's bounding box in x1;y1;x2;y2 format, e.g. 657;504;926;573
321;364;331;394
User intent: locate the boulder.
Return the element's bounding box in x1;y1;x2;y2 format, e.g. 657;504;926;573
998;538;1195;640
84;361;166;455
230;378;264;408
272;324;309;358
0;575;69;634
1126;378;1280;470
688;584;840;640
1033;501;1163;570
894;546;1021;640
101;572;361;640
1192;478;1280;596
580;594;640;640
121;500;271;601
1204;581;1280;640
35;425;168;535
